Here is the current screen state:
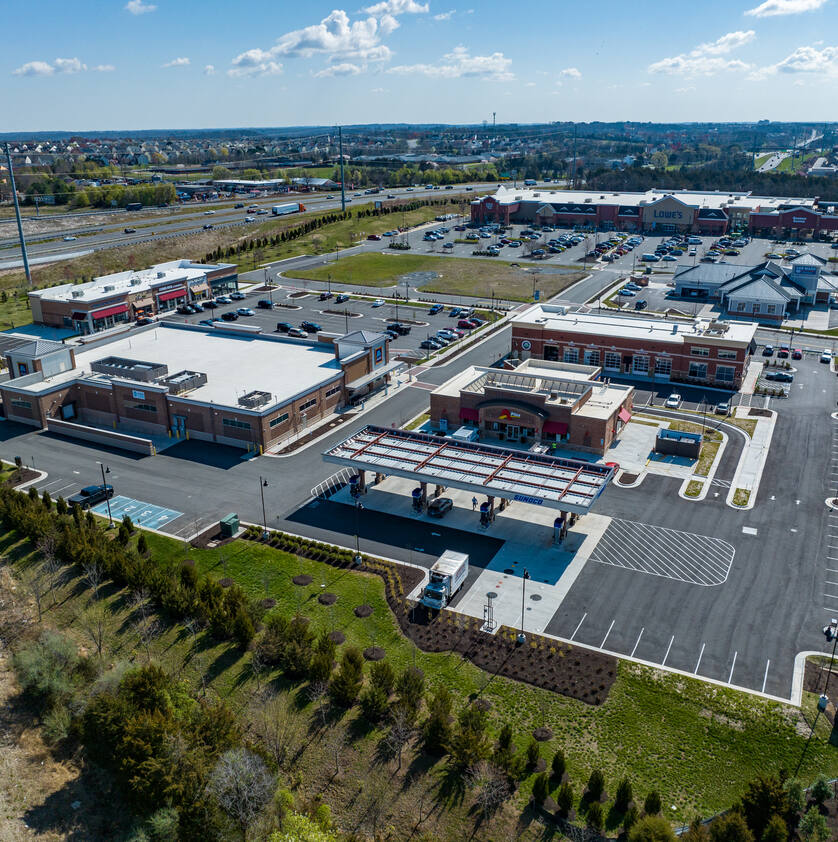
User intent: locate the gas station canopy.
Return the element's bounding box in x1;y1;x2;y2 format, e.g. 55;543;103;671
322;425;614;514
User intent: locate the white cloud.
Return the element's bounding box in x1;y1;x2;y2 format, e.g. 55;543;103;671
648;30;755;75
54;57;86;73
524;81;536;87
92;64;116;72
228;49;284;77
162;56;190;68
560;67;581;78
675;85;696;92
203;64;216;75
273;10;385;59
364;0;428;13
125;0;156;13
434;9;455;19
745;0;827;16
12;60;54;77
388;45;513;80
314;62;363;77
749;43;838;78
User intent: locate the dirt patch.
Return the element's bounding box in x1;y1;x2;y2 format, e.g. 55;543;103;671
328;630;346;645
293;574;313;586
533;726;553;742
363;646;386;661
318;592;338;605
323;309;362;317
354;604;373;618
474;697;492;712
617;473;638;485
748;408;772;417
3;467;39;488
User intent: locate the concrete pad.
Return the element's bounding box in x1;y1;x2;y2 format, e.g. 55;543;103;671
606;421;660;474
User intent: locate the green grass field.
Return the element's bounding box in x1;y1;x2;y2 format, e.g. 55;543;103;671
5;522;835;834
287;252;585;301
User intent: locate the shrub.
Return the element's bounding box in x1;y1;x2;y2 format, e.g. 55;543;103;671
809;775;832;807
13;630;82;709
41;489;52;509
623;804;640;833
587;769;605;801
137;533;148;555
56;496;68;516
551;748;566;780
449;704;489;768
556;781;574;816
740;775;789;840
532;772;549;805
798;807;828;842
360;685;389;722
644;790;662;816
422;686;453;756
629;814;677;842
308;651;334;685
709;812;754;842
587;801;604;830
42;704;72;744
369;660;395;696
145;807;180;842
615;777;633;812
761;815;788;842
329;647;364;707
525;737;540;770
122;514;134;533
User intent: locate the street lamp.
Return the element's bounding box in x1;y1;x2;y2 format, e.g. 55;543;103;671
823;618;838;695
259;477;269;540
517;568;530;644
97;461;113;527
354;500;364;564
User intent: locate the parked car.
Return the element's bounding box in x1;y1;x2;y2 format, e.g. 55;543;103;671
792;349;803;360
237;307;254;316
664;393;682;409
618;288;636;297
429;304;443;315
257;299;274;309
634;300;648;310
230;291;246;301
68;484;114;509
191;302;204;312
457;319;476;329
427;497;454;518
288;327;307;338
221;311;238;321
777;345;790;358
276;322;292;332
762;345;775;356
372;298;385;307
335;293;350;303
216;295;232;304
715;401;730;415
821;349;833;363
765;370;794;382
300;321;322;333
420;339;442;350
319;292;333;301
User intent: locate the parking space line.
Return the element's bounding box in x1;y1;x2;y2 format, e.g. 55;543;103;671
694;642;706;674
600;619;615;648
728;651;737;684
630;627;644;658
570;612;587;640
762;660;770;694
662;635;675;666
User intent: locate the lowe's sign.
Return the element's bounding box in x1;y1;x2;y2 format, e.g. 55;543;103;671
653;210;684;220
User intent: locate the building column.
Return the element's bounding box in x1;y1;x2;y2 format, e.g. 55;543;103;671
420;481;427;507
358;470;366;493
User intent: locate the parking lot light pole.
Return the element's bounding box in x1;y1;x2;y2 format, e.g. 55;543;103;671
517;569;530;644
97;462;113;528
823;618;838;695
259;477;269;540
354;500;364;564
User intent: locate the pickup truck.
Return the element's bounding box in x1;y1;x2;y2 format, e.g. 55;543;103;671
420;551;469;610
68;484;114;509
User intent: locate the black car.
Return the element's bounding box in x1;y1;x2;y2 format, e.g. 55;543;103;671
123;227;136;234
335;293;350;303
136;317;154;326
276;322;292;332
257;299;274;309
765;370;794;382
634;300;648;310
319;292;334;301
221;311;239;321
300;321;322;333
204;299;218;308
428;497;453;518
68;484;114;509
388;322;411;335
234;203;245;208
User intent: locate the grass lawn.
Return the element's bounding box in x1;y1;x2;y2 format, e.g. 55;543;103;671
5;522;837;836
684;479;704;497
733;488;751;507
287;252;586;302
753;154;772;169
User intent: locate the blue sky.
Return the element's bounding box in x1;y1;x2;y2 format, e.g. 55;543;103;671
4;0;838;131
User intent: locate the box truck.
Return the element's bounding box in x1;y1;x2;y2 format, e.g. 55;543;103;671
420;550;469;610
272;202;305;216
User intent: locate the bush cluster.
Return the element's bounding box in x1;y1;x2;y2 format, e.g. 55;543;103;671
0;487;257;646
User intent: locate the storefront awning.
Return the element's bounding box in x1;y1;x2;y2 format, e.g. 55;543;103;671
542;421;568;435
71;311;88;322
91;303;129;320
189;282;208;295
345;361;402;393
618;408;632;423
459;407;479;422
132;298;154;309
157;287;187;302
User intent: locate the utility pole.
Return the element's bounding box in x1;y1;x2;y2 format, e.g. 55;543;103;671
338;126;346;213
572;125;578;189
4;143;31;285
259;477;269;539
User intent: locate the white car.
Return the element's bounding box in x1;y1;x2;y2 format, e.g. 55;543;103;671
244;216;255;222
821;349;833;363
372;298;385;307
63;235;77;241
204;210;215;215
664;393;682;409
237;307;255;316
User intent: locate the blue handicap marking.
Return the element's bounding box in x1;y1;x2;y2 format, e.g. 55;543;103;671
92;495;183;531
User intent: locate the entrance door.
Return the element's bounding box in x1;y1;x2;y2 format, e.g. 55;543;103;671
506;425;520;439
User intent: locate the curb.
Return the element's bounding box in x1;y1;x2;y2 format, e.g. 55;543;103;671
725;409;776;511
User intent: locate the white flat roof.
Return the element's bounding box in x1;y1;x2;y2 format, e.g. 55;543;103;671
28;259;218;305
512;304;757;346
16;324;342;410
487;186;817;213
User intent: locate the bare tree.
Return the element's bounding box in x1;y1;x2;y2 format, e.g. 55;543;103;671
24;565;49;622
385;707;414;771
329;728;347;779
78;602;108;659
249;690;301;770
82;560;103;601
466;761;510;818
250;647;266;691
360;772;392;838
36;533;62;607
307;679;330;729
136;616;163;662
207;747;274;839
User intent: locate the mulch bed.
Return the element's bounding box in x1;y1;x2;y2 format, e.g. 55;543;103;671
323;309;362;317
363;646;386;661
748;408;772;417
617;473;638;485
261;598;277;610
272;413;356;455
354;604;373;618
218;578;234;588
804;659;838;725
533;726;553;742
535;758;547;773
4;467;39;488
328;630;346;645
289;291;309;298
293;574;313;586
318;592;337;605
474;697;492;712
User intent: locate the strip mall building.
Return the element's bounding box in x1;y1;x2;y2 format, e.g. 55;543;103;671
471;187;838;238
28;259;239;335
510;305;757;390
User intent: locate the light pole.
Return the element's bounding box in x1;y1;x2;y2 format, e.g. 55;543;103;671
354;500;364;564
517;568;530;644
823;618;838;695
97;462;113;527
259;477;269;539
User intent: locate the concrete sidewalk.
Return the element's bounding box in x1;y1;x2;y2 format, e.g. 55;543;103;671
726;407;776;509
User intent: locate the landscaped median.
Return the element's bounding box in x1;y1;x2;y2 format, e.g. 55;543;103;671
2;484;837;837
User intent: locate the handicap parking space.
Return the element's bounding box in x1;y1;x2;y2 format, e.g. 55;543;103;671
92;494;183;530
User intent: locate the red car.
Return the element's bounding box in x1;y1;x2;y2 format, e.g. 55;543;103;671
458;319;475;329
367;234;382;241
792;349;803;360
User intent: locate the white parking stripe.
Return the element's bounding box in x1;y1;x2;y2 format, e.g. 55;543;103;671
630;627;644;658
762;660;771;694
694;642;706;674
662;635;675;666
600;620;615;648
728;651;737;684
570;612;587;640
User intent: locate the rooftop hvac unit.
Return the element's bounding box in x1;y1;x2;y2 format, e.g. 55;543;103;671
71;290;84;298
157;271;165;278
238;390;272;409
130;278;142;286
103;285;115;291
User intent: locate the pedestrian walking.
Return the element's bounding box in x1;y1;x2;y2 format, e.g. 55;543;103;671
472;496;478;511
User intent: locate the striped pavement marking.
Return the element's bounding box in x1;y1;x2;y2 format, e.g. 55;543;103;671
92;495;183;530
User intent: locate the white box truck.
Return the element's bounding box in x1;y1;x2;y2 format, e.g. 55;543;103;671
271;202;305;216
420;550;469;610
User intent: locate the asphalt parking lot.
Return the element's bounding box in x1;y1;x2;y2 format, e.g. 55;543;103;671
160;286;496;358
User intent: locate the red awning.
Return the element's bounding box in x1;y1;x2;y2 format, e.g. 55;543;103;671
157;287;186;302
71;311;88;321
459;407;479;422
618;408;632;423
542;421;568;435
91;303;129;320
